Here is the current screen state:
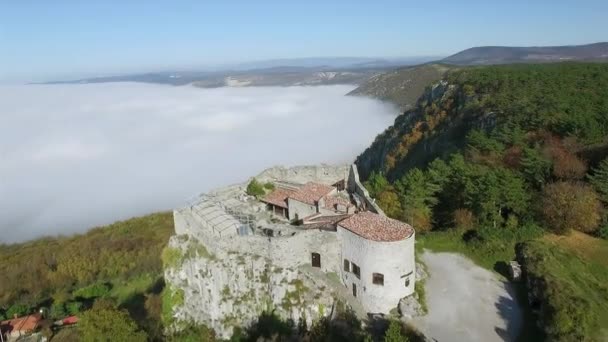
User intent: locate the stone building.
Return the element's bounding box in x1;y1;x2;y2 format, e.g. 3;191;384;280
166;164;415;338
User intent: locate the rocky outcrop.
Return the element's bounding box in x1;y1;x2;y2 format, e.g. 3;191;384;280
164;235;336;338
348;64;451;111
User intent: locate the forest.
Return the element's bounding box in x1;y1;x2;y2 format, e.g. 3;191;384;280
0;212;173;341
358;62;608;341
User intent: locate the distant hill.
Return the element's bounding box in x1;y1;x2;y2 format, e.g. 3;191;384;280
442;42;608;65
347;63;452;110
349;43;608;109
38;57;439;87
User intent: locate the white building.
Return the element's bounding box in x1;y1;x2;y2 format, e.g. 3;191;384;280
337;211;415;313
259;164;415;314
168;164;416;338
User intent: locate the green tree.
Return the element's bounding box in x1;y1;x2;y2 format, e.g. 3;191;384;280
79;300;147;342
246;178;266;197
541;182;601;234
6;304;29;318
464;167;529;228
364;171;390;198
65;301;83;315
73;283;111;299
588;158;608;203
520;147;552;189
376;189;403;219
396;168;439;232
50;302;67;319
384;320;408;342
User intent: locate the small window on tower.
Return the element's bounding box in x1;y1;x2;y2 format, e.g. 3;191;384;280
352;263;360;279
343;259;350;272
372;273;384;286
405;277;410;287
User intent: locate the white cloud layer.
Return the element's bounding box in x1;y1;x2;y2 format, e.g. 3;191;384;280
0;83;396;243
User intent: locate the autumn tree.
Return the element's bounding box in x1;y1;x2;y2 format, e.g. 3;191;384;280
541;182;601;234
376;188;402;219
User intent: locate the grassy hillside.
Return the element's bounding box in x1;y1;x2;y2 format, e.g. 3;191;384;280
0;212;174;340
517;236;608;341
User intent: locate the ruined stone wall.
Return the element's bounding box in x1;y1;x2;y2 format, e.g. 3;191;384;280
254;164;348;184
347;164;385;215
167;200;342;338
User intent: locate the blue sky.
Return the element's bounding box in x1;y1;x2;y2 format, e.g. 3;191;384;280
1;0;607;82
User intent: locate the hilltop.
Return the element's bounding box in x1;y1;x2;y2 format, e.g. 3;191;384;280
348;43;608;110
442;42;608;65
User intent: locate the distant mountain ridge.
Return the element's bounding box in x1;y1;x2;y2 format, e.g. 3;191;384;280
38;56;439;87
349;43;608;109
442;42;608;65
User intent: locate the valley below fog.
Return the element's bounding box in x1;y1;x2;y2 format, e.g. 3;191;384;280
0;83;396;243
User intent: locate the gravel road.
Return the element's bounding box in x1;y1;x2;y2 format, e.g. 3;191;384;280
411;251;522;342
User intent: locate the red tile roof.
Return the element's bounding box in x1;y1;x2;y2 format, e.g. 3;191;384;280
338;211;414;242
260;187;296;209
323;195;353;211
1;313;41;334
289;182;335;205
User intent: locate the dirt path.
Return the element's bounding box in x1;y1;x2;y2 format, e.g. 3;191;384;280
411;251;522;342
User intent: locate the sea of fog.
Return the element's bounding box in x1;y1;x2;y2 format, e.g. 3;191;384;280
0;83;397;243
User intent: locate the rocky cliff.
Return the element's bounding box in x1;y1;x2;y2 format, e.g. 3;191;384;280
348;64;451;111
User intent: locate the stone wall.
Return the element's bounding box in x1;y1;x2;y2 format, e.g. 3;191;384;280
287;198;317;221
337;226;415;313
254;164;348;185
167;176;344;338
347;164;385;215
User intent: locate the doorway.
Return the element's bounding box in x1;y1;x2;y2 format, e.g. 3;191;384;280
352;283;357;297
311;252;321;268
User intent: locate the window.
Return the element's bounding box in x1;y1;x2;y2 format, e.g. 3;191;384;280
352;263;360;279
343;259;350;272
372;273;384;286
401;271;413;287
311;253;321;268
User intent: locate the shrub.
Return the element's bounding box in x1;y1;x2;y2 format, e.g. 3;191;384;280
384;320;408;342
541;182;601;234
161;247;183;269
6;304;29;318
65;301;83;315
453;208;475;230
50;302;67;319
246;178;266;197
597;224;608;240
263;182;275;190
73;282;111;299
79;300;147;342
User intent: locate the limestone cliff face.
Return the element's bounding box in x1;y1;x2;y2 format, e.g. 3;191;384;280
163;235;336;339
354;77;495;181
